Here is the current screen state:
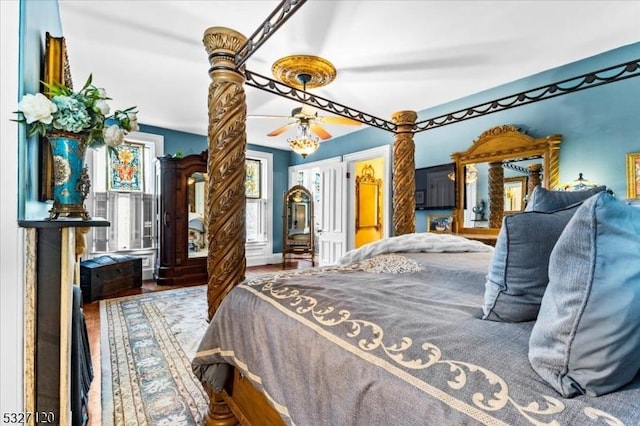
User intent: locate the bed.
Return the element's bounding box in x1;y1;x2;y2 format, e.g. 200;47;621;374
193;227;640;425
194;9;640;425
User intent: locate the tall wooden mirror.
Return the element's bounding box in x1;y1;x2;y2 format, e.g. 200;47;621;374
187;171;208;258
451;125;562;240
283;185;314;268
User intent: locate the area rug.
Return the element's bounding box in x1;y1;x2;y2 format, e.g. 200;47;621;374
100;285;210;425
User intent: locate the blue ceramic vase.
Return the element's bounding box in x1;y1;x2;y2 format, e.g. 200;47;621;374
47;132;91;219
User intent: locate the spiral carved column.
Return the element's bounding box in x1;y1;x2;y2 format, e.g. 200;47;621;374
488;161;504;229
527;163;543;197
392;110;417;236
547;139;562;189
203;27;248;324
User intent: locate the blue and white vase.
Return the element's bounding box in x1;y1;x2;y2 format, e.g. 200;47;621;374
47;132;91;219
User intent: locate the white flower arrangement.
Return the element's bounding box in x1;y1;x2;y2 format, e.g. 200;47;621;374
14;74;138;149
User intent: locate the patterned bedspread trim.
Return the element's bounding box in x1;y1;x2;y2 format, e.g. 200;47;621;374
234;268;625;426
239;281;510;426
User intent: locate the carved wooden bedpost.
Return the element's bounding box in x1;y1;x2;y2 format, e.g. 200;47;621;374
203;27;248;322
488;161;504;229
392;110;417;236
527;163;543;196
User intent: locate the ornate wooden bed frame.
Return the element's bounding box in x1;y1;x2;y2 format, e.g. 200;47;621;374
198;21;563;426
200;25;417;424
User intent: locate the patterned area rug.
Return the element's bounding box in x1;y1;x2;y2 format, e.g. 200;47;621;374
100;286;210;425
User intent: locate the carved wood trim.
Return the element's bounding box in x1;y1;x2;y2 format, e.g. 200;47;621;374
203;27;248;322
488;162;504;229
392;110;417;236
451;125;562;236
203;386;238;426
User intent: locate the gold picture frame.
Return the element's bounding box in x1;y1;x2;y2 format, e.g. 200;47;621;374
627;152;640;199
504;176;527;213
355;164;382;231
427;214;452;233
40;33;73;201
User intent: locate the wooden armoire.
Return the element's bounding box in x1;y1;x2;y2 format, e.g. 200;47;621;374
155;151;209;286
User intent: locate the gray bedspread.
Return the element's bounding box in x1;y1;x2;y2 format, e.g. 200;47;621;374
192;251;640;425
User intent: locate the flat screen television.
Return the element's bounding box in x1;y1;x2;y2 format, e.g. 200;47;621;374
415;163;456;210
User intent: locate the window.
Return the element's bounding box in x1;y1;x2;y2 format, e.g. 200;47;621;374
87;133;161;253
245;150;273;266
245;151;271;244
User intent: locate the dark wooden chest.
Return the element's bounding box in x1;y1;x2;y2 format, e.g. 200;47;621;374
80;255;142;303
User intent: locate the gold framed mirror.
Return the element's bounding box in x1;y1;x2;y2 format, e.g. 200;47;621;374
283;185;315;267
355;164;382;231
451;125;562;239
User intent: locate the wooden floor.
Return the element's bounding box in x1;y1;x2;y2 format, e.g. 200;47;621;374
83;260;312;426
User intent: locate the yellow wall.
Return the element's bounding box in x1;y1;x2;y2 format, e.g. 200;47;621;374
355;157;384;248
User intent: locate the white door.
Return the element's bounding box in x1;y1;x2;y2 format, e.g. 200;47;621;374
317;161;347;266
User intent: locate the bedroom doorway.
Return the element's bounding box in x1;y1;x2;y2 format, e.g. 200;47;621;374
289;157;346;266
344;145;392;250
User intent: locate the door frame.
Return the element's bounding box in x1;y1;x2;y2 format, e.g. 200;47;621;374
343;145;392;250
288;156;345;265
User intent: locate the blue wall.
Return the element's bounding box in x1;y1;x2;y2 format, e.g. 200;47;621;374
140;124;290;252
24;1;637;239
288;42;640;232
20;0;63;220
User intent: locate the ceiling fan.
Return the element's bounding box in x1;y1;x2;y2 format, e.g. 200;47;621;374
248;73;362;140
251;104;361;140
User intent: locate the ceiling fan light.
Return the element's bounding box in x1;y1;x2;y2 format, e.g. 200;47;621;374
288;136;319;158
447;164;478;183
466;164;479;183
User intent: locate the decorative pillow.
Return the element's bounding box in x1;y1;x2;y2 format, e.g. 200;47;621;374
482;204;580;322
525;185;606;212
528;192;640;397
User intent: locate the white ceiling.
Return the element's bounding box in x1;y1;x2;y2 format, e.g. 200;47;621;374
58;1;640;151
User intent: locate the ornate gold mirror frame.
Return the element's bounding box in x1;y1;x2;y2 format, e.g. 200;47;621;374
355;164;382;232
450;125;562;238
41;33;73;201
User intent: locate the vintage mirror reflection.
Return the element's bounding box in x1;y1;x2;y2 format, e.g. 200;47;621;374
283;185;314;267
356;164;382;231
187;171;209;258
451;125;562;239
504;176;528;213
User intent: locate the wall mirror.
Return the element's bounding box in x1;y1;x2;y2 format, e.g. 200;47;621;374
356;164;382;231
451;125;562;238
187;171;209;258
283;185;314;267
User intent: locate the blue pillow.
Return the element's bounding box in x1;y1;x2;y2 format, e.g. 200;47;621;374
528;192;640;397
482;204;580;322
525;185;606;212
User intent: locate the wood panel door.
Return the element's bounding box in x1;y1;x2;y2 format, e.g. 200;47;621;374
317;161;347;266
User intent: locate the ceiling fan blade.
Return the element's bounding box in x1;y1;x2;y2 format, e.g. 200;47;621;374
267;122;297;137
310;123;332;140
319;116;362;126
